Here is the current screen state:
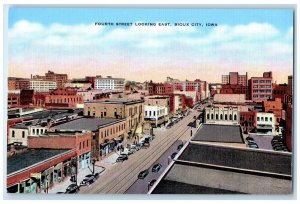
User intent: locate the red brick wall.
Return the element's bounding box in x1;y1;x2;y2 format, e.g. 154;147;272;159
28;132;92;156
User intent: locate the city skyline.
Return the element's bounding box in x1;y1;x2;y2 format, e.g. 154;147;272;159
8;8;293;84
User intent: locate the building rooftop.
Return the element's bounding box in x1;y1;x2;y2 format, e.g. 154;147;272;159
7;149;71;175
192;124;244;143
151;142;292;194
85;98;144;105
53;117;124;132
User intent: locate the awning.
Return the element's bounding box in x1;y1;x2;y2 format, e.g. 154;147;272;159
30;173;41;180
135;125;143;134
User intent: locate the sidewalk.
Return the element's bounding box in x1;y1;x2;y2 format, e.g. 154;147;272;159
46;164;105;194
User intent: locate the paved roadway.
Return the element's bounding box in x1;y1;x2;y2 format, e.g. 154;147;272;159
79;109;199;194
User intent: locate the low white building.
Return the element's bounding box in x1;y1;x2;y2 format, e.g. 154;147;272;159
144;106;169;127
204;106;239;125
256;112;275;135
30;80;57;92
94;76;125;91
8;121;48;146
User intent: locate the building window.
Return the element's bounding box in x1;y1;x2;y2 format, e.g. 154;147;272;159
37;129;39;135
83;141;85;148
154;111;156;116
270;117;272;121
216;114;218;120
101;132;103;139
229;114;232;120
220;114;223;120
12;130;15;138
257;117;260;121
234;114;237;121
79;142;81;150
261;117;264;121
225;114;228;120
265;117;268;122
33;129;35;135
207;114;210;120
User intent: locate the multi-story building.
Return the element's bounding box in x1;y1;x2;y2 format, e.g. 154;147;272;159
144;105;169;127
272;83;288;100
8;77;30;90
221;72;248;86
32;70;68;88
220;84;248;99
262;98;283;123
84;99;144;139
248;71;273;102
94;76;125;91
144;95;171;111
240;111;256;133
204;106;240;125
51;117;126;160
20;90;34;105
29;80;57;92
256;112;275;135
8;93;20;108
8;121;48;146
285;104;292;151
287;75;293;95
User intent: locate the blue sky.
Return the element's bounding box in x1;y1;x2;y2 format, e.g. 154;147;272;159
8;7;294;83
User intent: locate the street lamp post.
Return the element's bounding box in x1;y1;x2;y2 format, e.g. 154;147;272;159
92;158;96;175
190;127;193;137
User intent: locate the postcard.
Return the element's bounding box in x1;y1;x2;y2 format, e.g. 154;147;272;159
5;6;294;196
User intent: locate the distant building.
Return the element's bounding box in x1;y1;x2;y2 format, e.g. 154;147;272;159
285;104;292;151
220;84;248;99
29;80;57;92
8;93;20;108
248;71;273;102
144;95;171;112
144;105;168;127
240;111;256;133
221;72;248;86
20;90;34;105
204;106;239;125
8;77;30;90
32;70;68;88
94;76;125;91
287;75;293;95
213;94;247;104
262;98;283;123
256;112;275;135
272;83;288;101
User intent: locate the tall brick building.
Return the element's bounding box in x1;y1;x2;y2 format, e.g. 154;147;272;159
248;71;273;102
221;72;248;86
32;70;68;88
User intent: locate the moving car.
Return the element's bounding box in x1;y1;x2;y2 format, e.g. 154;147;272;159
80;174;96;186
116;154;128;162
65;184;80;194
138;170;149;179
171;152;177;159
149;179;157;186
177;144;184;151
152;163;162;173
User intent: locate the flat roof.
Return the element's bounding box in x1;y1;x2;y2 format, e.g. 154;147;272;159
151;143;292;194
178;143;291;175
7;149;70;175
192;124;244;143
53;117;124;132
85;98;144;105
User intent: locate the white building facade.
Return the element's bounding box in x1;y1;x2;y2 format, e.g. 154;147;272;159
144;106;169;127
256;112;275;135
204;106;240;125
94;76;125;91
29;80;57;92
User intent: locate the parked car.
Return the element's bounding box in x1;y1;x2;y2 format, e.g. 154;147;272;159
177;144;184;151
142;141;150;147
80;174;96;186
138;170;149;179
93;172;100;179
171;152;177;159
247;140;257;145
116;154;128;162
246;136;254;141
65;184;80;194
149;179;157;186
248;144;259;149
152;163;162;173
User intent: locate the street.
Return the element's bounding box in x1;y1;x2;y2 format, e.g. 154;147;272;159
79;108;200;194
